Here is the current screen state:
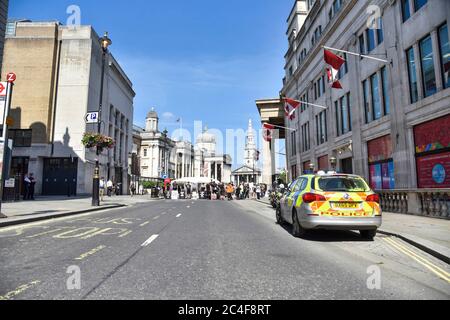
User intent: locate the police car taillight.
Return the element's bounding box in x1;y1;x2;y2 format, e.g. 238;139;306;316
303;193;326;204
366;194;380;204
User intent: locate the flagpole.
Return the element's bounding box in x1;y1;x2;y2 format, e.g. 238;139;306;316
323;45;389;63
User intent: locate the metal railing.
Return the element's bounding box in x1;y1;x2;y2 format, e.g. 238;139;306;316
375;189;450;220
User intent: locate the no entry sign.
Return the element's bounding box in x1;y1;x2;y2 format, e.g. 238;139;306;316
6;73;16;83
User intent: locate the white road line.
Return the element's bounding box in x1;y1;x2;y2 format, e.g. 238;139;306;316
153;216;160;220
140;221;150;227
161;212;167;215
176;214;182;218
141;234;159;247
186;206;190;208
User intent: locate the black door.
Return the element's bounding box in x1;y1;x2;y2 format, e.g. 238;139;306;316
42;158;78;196
341;158;353;174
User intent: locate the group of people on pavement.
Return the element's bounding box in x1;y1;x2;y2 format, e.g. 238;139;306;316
99;177;122;201
234;182;267;200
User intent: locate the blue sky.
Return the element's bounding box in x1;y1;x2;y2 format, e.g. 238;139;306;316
9;0;290;166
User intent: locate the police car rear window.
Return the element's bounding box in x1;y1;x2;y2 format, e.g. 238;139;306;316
317;177;370;192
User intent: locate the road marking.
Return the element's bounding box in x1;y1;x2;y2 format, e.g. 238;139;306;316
141;234;159;247
161;212;167;215
383;238;450;283
118;230;133;238
176;214;182;218
75;245;106;261
0;280;41;300
186;206;190;208
140;221;150;227
153;216;160;220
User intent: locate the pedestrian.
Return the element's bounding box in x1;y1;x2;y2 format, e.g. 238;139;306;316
256;184;261;200
107;179;113;197
130;182;136;197
24;174;31;200
99;177;106;201
226;183;234;201
235;184;241;200
29;173;36;200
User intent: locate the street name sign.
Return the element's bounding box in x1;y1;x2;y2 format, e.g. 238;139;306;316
85;112;99;124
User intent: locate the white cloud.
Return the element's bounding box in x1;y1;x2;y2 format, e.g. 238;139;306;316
162;112;175;120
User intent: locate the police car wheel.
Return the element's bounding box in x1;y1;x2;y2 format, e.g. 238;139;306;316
292;210;307;238
360;229;377;240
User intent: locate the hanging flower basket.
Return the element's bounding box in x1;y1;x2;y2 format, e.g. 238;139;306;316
82;133;115;153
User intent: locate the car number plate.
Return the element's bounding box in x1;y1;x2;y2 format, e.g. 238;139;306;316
332;202;360;209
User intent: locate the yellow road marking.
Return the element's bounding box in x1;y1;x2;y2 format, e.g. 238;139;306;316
386;238;450;277
140;221;150;227
383;238;450;283
0;280;41;300
75;245;106;261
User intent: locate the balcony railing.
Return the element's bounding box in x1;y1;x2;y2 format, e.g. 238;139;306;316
376;189;450;220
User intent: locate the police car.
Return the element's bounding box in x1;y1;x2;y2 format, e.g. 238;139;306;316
276;172;382;240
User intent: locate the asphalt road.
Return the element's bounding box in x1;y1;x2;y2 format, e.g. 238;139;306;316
0;199;449;300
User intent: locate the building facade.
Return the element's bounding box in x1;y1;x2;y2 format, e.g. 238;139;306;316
232;119;262;184
2;21;135;195
136;109;175;180
0;0;8;75
281;0;450;195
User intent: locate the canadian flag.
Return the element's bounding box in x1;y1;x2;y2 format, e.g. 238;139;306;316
324;49;346;89
284;98;300;121
263;123;275;142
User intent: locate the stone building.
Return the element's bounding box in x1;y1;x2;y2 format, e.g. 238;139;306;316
1;21;135;195
135;109;175;180
231;119;262;184
256;0;449;216
276;0;449;194
0;0;8;75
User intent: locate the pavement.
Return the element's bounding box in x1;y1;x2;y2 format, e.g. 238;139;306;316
0;195;161;228
254;197;450;264
0;199;448;300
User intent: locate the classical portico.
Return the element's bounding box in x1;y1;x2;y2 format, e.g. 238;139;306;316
255;98;285;185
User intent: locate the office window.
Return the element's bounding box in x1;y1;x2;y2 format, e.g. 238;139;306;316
377;18;384;44
438;24;450;89
316;111;327;145
402;0;411;22
414;0;427;11
371;73;382;120
337;53;348;79
363;79;371;123
359;35;366;54
9;130;32;147
367;29;376;52
419;35;437;98
406;47;419;103
381;66;390;115
341;95;350;134
335;94;352;136
5;22;16;36
335;101;340;136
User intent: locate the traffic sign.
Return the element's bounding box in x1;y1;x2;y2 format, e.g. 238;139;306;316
6;73;16;83
162;174;168;179
85;112;99;124
0;82;6;97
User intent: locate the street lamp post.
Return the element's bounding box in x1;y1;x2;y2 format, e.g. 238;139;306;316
92;32;112;207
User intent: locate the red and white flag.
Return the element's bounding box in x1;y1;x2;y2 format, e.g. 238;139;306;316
284;98;300;121
263;123;275;142
324;49;346;89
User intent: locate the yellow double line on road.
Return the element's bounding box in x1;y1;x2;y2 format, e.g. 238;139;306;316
383;237;450;284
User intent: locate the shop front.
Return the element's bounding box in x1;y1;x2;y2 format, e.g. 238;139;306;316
367;135;395;190
414;114;450;189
